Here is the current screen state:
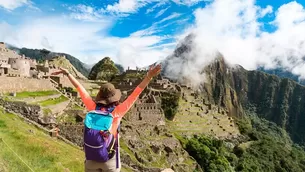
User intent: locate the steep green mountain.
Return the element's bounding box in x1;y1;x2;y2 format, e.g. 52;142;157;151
7;46;90;77
161;34;305;171
257;67;305;86
163;34;305;146
88;57;120;81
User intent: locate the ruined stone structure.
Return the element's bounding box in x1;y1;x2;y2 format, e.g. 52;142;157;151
0;42;37;77
0;42;66;80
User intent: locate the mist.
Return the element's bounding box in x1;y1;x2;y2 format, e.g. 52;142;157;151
163;0;305;86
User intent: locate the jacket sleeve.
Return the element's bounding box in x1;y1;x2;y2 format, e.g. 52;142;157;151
110;86;144;135
76;85;96;111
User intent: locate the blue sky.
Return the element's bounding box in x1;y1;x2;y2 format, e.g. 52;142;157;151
1;0;305;78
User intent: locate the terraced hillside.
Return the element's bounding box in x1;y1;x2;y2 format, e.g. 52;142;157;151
168;87;240;139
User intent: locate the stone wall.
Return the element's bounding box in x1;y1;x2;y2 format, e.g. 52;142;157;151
0;98;41;122
0;98;56;128
0;77;55;93
58;123;84;146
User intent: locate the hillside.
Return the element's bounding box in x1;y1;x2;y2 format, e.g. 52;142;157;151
48;55;87;79
257;67;305;85
163;34;305;146
0;108;84;172
6;46;90;77
88;57;120;81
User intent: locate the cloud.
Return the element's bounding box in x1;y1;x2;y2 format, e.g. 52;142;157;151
106;0;139;13
155;7;169;18
171;0;205;6
0;15;171;69
156;12;182;24
68;4;110;22
146;1;167;14
0;0;32;10
164;0;305;87
131;12;183;37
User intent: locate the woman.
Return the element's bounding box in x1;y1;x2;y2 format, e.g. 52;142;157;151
52;64;161;172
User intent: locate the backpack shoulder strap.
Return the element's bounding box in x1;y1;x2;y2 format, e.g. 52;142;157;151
95;104;102;110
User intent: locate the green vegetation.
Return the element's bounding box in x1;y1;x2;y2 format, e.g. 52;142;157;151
37;95;69;106
180;110;305;172
258;67;305;85
14;90;58;98
42;108;52;117
71;104;84;110
0;109;84;172
160;92;180;120
88;57;119;81
56;114;77;124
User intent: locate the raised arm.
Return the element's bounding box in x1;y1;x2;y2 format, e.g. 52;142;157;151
51;68;95;111
113;64;162;118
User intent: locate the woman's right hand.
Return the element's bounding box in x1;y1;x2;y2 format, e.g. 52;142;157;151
51;67;69;75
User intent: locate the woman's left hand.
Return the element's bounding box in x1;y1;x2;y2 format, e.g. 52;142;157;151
147;64;161;78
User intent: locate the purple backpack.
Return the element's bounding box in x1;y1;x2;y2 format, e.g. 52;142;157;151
83;105;119;168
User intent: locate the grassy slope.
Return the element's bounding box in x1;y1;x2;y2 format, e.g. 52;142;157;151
36;95;69;107
13;91;59;99
0;109;84;172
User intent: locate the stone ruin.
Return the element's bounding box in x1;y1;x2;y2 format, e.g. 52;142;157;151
0;42;65;79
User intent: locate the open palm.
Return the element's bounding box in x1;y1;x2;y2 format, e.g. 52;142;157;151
147;64;161;78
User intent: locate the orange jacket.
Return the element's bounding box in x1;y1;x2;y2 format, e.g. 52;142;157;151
76;85;143;135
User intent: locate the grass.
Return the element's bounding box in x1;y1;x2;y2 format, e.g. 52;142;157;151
43;108;52;117
14;90;59;98
37;95;69;107
71;104;84;110
0;109;84;172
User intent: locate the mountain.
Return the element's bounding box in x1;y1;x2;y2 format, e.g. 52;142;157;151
88;57;120;81
257;67;305;85
158;34;305;171
48;55;87;79
6;45;90;77
164;34;305;145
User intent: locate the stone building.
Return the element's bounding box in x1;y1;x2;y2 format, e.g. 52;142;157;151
0;42;38;77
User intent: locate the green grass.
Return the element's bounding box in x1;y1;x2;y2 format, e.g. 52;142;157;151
43;108;52;117
71;104;84;110
37;95;69;107
0;109;84;172
14;90;59;98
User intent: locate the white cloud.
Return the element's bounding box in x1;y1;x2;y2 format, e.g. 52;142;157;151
0;15;171;69
0;0;31;10
68;5;110;22
131;12;183;37
146;1;167;14
155;7;169;18
171;0;205;6
106;0;139;13
165;0;305;86
157;12;182;24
